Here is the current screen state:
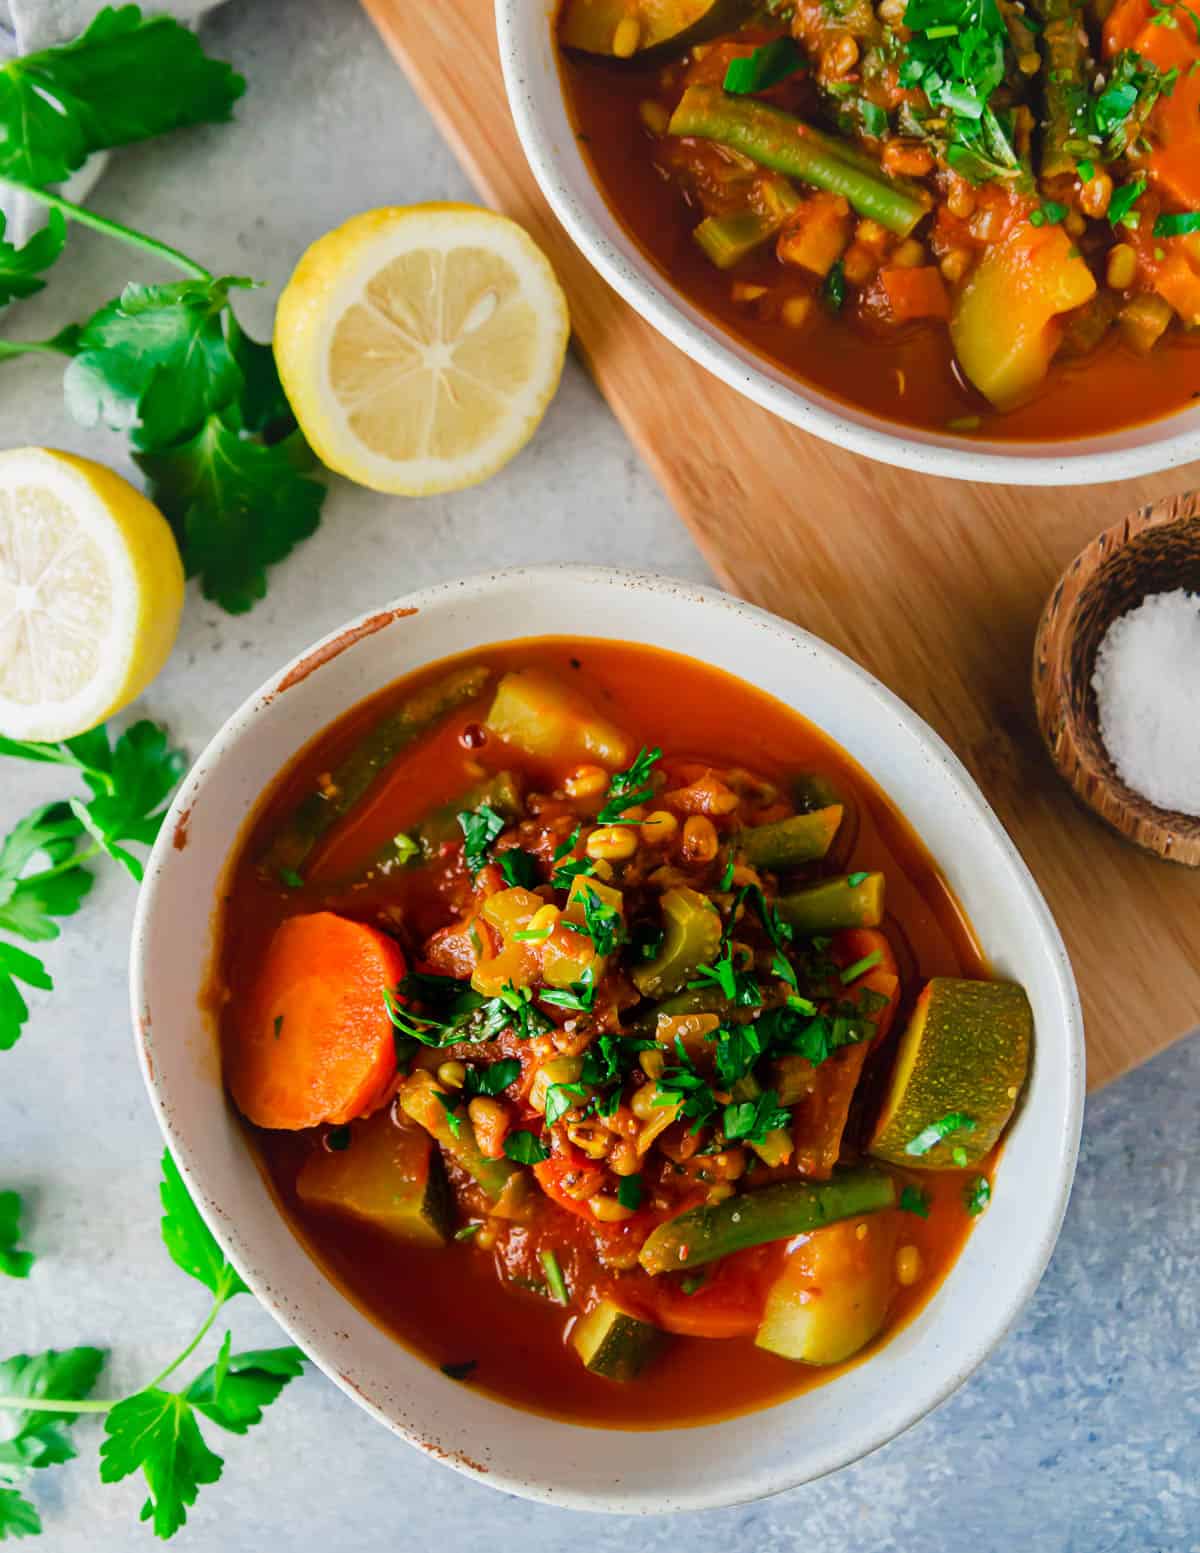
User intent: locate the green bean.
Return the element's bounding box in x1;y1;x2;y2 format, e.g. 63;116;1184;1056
776;872;885;935
694;175;802;269
1032;0;1088;180
639;1168;897;1275
415;769;523;858
261;664;491;877
668;86;930;236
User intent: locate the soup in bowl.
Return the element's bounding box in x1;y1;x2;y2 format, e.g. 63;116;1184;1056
131;568;1083;1507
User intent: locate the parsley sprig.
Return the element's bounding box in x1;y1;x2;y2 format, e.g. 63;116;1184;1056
595;747;661;825
0;1154;305;1541
0;7;326;613
0;720;185;1051
0;1191;34;1279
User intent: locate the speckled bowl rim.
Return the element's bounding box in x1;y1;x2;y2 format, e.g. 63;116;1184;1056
495;0;1200;487
130;566;1085;1512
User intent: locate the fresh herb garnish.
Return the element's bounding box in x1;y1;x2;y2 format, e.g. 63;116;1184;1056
1154;210;1200;236
905;1111;977;1157
0;1154;305;1540
965;1175;992;1215
326;1126;351;1152
463;1058;521;1100
392;832;419;865
1108;177;1148;228
1029;201;1067;226
680;1273;707;1295
551;826;596;888
689;949;761;1007
822;258;847;311
539;968;597;1014
540;1249;569;1305
453;1222;482;1240
713;1023;767;1089
545;1081;589;1126
1077;158;1096;182
846;871;869;888
456;803;506;876
0;721;185;1051
440;1359;478;1381
564;884;624;956
503;1130;550;1165
435;1092;464;1139
771;948;799;991
899;1184;931;1218
498;848;539;888
723;1088;791;1145
839;948;883;984
596;747;661;825
0;1190;34;1278
719;852;737;891
617;1173;644;1211
723;36;805;94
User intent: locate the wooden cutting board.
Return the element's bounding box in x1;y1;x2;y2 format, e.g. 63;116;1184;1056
363;0;1199;1089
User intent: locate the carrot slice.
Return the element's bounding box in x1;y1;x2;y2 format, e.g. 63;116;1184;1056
228;911;405;1131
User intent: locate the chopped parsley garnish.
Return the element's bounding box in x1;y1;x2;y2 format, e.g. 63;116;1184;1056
680;1273;707;1295
456;803;506;875
540;968;597;1013
392;832;419;865
754;1001;871;1066
771;948;799;991
952;1144;969;1167
723;36;805;94
435;1093;464;1139
713;1023;767;1088
899;1184;931;1218
860;97;889;137
498;848;538;888
440;1359;478;1381
326;1126;351;1152
272;1015;284;1040
966;1175;991;1215
690;949;762;1007
1076;158;1096;182
545;1081;589;1126
463;1058;521;1099
734;884;794;950
551;826;597;887
656;1040;720;1131
631;918;666;962
822;259;846;311
503;1129;550;1164
1154;210;1200;237
278;867;303;890
540;1249;569;1305
905;1111;977;1157
1029;201;1067;227
1108;177;1148;229
723;1088;791;1145
596;747;661;824
617;1173;644;1211
839;948;883;984
719;852;737;891
846;871;869;888
564;884;624;956
454;1223;482;1240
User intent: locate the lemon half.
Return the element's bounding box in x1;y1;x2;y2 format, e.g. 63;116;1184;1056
274;204;571;496
0;448;184;742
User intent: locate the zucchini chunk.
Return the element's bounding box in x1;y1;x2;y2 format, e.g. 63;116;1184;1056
631;886;722;998
755;1213;899;1364
559;0;750;60
571;1299;665;1381
869;978;1033;1169
297;1109;452;1247
776;872;885;936
738;806;843;868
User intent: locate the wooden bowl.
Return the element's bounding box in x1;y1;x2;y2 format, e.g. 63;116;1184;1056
1033;491;1200;866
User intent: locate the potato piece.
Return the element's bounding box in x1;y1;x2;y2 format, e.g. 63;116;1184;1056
949;223;1096;409
755;1212;898;1364
484;670;632;768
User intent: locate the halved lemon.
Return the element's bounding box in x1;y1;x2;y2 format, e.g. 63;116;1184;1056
274;204;571;496
0;448;184;742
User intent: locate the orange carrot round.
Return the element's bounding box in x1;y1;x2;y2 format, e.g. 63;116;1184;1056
229;911;405;1131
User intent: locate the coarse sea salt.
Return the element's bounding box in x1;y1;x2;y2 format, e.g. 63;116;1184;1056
1092;588;1200;817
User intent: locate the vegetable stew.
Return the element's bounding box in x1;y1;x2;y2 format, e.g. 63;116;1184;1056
217;639;1032;1428
556;0;1200;439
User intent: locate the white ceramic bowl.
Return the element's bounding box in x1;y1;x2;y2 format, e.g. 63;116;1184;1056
131;567;1084;1512
496;1;1200;486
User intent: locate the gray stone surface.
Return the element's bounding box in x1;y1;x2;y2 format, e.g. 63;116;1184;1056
1;1;1197;1548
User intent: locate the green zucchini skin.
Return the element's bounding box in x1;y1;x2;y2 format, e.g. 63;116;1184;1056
571;1299;665;1380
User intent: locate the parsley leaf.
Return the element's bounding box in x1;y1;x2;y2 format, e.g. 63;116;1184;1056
0;1345;106;1478
822;258;847;311
1154;210;1200;237
723;1088;791;1145
1108;177;1148;228
456;803;506;876
0;1486;40;1538
0;6;245;188
503;1130;550;1164
545;1081;588;1126
899;1184;931;1218
0;1192;33;1279
0;944;53;1055
966;1175;991;1215
183;1342;306;1436
723;37;805;94
463;1058;521;1099
498;848;538;888
564;885;624;957
160;1149;248;1301
905;1111;977;1157
713;1023;767;1089
596;747;660;824
135;412;324;615
99;1389;223;1539
617;1173;643;1211
0;209;66;306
